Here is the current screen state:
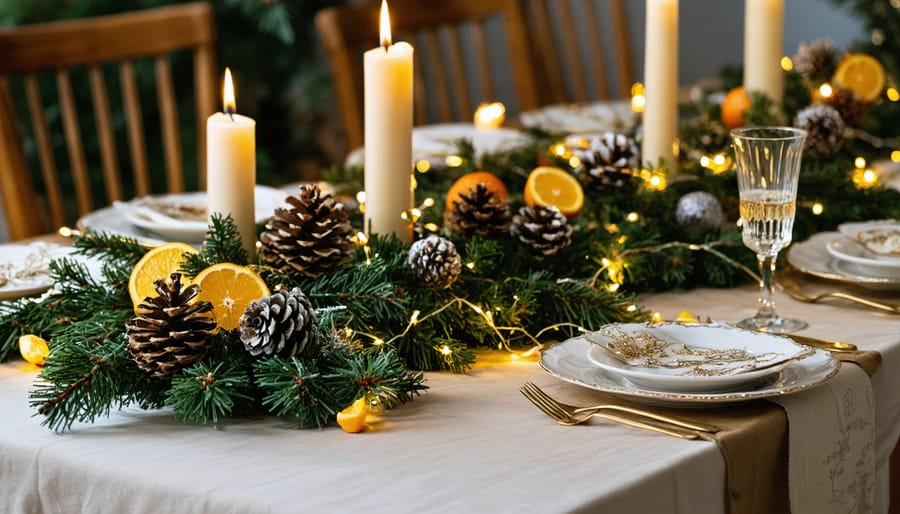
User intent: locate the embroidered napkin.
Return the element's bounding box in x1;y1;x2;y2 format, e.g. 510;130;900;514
769;363;875;514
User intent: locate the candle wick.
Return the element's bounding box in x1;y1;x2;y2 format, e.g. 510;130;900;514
381;41;390;52
225;107;234;121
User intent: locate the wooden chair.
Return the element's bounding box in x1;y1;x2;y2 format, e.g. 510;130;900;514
315;0;541;150
0;2;217;240
522;0;635;104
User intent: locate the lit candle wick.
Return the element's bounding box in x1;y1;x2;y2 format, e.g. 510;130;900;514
379;0;392;51
223;67;236;121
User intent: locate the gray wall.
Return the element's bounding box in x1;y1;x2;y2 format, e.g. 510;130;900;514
628;0;866;85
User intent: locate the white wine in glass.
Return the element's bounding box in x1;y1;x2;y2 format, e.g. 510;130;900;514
731;127;807;333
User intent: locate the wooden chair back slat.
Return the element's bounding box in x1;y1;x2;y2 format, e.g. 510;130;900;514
155;55;183;193
523;0;634;104
315;0;540;151
0;2;216;240
0;80;44;237
88;65;123;204
445;29;471;120
23;76;65;228
119;60;150;198
56;70;93;216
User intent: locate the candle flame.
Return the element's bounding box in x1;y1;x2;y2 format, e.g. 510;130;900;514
223;67;236;114
379;0;392;49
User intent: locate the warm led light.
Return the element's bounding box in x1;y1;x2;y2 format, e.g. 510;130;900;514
713;154;726;166
466;261;475;270
223;67;236;113
551;143;567;157
852;168;879;189
473;102;505;129
626;212;639;222
440;345;452;355
630;82;646;113
424;222;439;232
356;191;366;204
373;338;385;346
568;156;582;169
626;304;637;312
423;197;435;207
409;310;420;325
780;56;793;71
354;231;369;245
379;0;392;48
608;283;620;292
888;88;900;102
445;155;463;167
415;159;431;172
699;155;710;167
675;310;700;323
647;173;667;190
650;312;663;323
18;334;49;366
855;156;866;169
819;83;833;98
811;202;824;215
892;150;900;163
601;258;612;267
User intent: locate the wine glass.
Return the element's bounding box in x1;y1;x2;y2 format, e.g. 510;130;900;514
730;127;807;333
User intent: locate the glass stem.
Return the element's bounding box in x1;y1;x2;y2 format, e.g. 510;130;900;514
756;254;777;319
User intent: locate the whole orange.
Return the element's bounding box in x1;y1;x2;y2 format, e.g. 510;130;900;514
721;86;751;129
445;171;509;211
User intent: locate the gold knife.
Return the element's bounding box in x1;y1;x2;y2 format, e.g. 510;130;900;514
784;334;858;353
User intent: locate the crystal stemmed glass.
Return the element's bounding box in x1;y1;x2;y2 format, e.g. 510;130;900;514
730;127;808;333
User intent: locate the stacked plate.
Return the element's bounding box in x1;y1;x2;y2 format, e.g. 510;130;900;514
788;220;900;290
540;323;840;407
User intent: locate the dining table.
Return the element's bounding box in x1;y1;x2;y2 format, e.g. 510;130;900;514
1;247;899;514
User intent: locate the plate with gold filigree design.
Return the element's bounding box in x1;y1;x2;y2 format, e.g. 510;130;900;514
581;323;814;393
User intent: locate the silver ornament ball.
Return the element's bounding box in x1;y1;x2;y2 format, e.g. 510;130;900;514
675;191;724;235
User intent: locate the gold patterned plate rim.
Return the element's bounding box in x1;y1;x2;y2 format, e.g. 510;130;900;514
539;330;840;408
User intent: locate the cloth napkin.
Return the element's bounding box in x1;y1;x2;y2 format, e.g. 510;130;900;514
532;350;880;514
769;363;875;514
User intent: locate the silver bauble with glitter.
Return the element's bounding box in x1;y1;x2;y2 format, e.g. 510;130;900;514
675;191;724;237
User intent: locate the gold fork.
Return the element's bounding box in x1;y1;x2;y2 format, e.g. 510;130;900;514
777;274;900;315
519;383;715;440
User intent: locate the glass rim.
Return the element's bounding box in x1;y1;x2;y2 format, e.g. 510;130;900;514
730;126;807;141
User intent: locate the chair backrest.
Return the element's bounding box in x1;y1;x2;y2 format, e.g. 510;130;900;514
316;0;541;150
522;0;635;104
0;2;216;240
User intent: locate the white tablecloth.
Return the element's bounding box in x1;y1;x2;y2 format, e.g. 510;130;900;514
1;283;899;513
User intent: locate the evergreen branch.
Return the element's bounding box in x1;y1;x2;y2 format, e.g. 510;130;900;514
182;214;249;276
72;231;146;265
167;360;254;424
253;356;340;428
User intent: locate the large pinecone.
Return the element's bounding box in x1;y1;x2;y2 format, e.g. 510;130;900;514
406;236;462;289
825;85;868;126
260;184;356;279
239;287;317;357
795;104;845;159
573;132;639;190
125;273;217;378
792;39;839;84
445;183;511;239
510;205;573;259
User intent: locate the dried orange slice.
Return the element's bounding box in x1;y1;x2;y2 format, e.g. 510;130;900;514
524;166;584;219
834;53;885;102
128;242;198;312
445;171;509;211
336;396;368;433
193;263;270;331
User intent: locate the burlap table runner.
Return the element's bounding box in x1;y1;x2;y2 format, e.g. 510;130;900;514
531;350;881;514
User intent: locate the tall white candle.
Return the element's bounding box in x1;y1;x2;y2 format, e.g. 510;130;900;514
642;0;679;175
744;0;784;104
207;68;257;258
363;0;413;241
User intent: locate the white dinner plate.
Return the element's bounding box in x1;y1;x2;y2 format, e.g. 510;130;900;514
520;100;637;134
0;243;99;300
787;232;900;290
836;220;900;259
583;323;812;393
540;335;840;407
80;185;287;246
826;238;900;278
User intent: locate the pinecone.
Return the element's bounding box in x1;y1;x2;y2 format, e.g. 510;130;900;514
239;287;317;357
260;184;356;279
510;205;573;259
573;132;639;190
406;236;462;289
825;85;868;126
125;273;217;378
795;104;845;159
792;39;839;84
445;183;511;239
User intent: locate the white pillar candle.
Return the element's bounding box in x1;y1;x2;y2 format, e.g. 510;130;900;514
207;68;257;259
642;0;679;175
744;0;784;104
363;0;413;241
